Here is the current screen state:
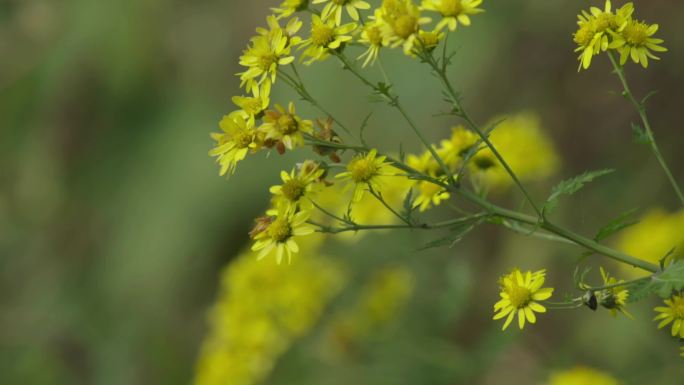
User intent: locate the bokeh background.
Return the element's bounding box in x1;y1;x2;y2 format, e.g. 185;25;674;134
2;0;684;384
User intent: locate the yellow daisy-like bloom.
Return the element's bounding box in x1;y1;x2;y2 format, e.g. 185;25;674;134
573;0;633;70
313;0;371;26
299;15;357;65
439;125;479;169
545;366;619;385
410;28;445;56
259;102;314;151
335;149;393;202
654;294;684;338
609;19;667;68
597;267;632;318
209;115;260;176
251;210;315;264
493;269;553;330
269;161;325;212
238;26;297;94
378;0;431;55
420;0;484;32
272;0;308;19
357;12;387;67
407;151;450;211
229;83;271;126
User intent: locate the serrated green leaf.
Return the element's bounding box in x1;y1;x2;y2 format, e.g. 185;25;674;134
543;169;615;214
594;208;639;242
627;260;684;300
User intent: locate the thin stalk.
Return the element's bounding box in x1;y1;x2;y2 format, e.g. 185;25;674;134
312;213;488;234
607;51;684;206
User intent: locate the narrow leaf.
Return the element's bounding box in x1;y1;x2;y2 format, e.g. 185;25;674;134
544;169;615;214
594;208;640;242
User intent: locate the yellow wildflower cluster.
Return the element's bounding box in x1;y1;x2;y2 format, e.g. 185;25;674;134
493;269;553;330
326;266;415;353
194;235;345;385
545;366;620;385
573;0;666;69
596;267;632;318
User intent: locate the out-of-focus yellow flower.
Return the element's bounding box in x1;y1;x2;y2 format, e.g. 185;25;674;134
493;269;553;330
440;125;478;169
469;113;559;188
299;15;356;64
654;293;684;338
209;115;260;176
597;267;632;318
378;0;431;55
327;266;414;353
335;149;394;202
273;0;308;19
615;209;684;276
409;28;445;56
545;366;619;385
420;0;484;32
194;235;345;385
313;0;371;26
407;151;450;212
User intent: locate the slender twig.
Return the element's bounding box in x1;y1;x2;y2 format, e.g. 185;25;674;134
607;51;684;206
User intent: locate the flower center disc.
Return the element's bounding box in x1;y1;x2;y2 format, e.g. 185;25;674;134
282;179;306;201
268;218;292;242
349;158;378;182
440;0;464;17
507;285;532;308
312;24;335;46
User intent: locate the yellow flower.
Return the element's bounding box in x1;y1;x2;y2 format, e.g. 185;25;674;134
193;235;344;385
273;0;308;19
615;209;684;277
545;366;619;385
229;83;271;126
597;267;632;318
573;0;633;70
251;210;315;263
407;151;450;211
609;19;667;68
209;115;260;176
378;0;431;55
269;161;325;212
357;12;387;67
259;102;314;151
299;15;357;64
654;293;684;338
439;125;479;169
420;0;484;32
335;149;393;202
313;0;371;26
410;28;445;56
493;269;553;330
238;23;297;94
468;113;559;188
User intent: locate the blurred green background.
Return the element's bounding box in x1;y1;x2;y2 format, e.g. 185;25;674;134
2;0;684;384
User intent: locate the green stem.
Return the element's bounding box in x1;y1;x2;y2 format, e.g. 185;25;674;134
583;276;651;292
607;51;684;206
312;213;488;234
333;51;455;184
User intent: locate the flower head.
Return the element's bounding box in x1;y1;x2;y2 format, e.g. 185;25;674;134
609;19;667;68
269;161;325;212
357;12;387;67
209;115;260;176
545;367;619;385
378;0;431;55
597;267;632;318
273;0;309;19
420;0;484;32
229;83;271;126
407;151;450;211
238;19;299;94
493;269;553;330
251;210;315;263
410;28;445;56
313;0;371;26
335;149;393;202
259;102;314;152
440;125;479;168
654;293;684;338
299;15;357;64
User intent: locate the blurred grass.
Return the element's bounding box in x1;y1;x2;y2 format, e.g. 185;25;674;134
2;0;684;384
